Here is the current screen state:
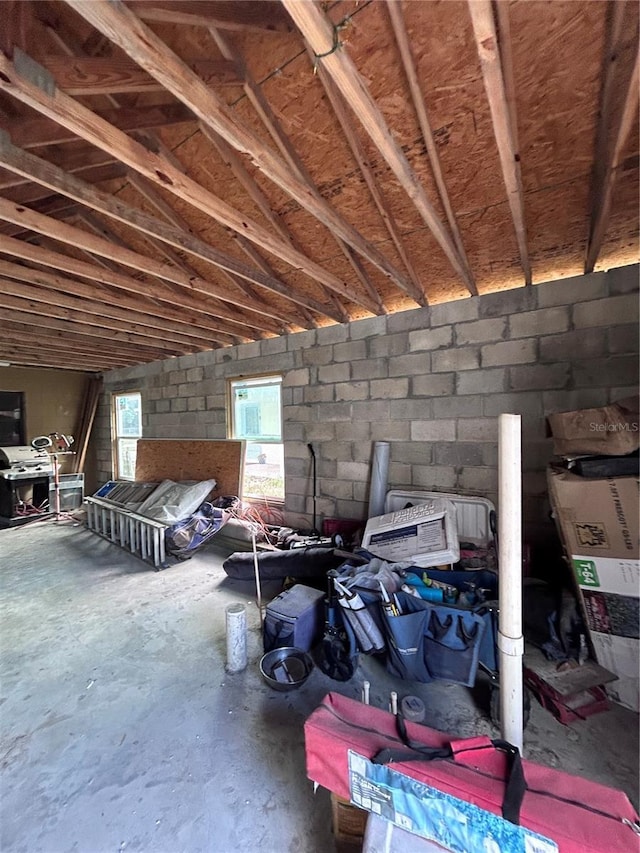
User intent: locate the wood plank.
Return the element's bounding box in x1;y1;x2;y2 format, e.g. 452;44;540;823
0;134;336;323
0;233;263;342
6;163;127;205
131;1;294;34
0;196;78;237
0;51;357;318
0;339;140;368
134;439;243;497
468;0;531;285
37;55;242;95
0;351;125;372
0;146;117;191
59;4;410;305
0;259;242;344
0;282;219;348
386;1;476;296
0;195;286;335
8;103;195;150
585;10;639;272
282;0;474;295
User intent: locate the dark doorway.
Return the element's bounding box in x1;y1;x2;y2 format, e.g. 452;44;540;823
0;391;25;446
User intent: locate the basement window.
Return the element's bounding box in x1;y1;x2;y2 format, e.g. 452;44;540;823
113;392;142;481
228;375;284;502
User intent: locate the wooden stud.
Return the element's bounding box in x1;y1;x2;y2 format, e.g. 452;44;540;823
385;1;476;296
468;0;531;285
282;0;475;294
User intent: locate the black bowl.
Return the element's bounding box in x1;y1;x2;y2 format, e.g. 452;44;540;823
259;646;314;692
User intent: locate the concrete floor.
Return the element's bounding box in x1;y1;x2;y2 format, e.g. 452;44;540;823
1;520;638;853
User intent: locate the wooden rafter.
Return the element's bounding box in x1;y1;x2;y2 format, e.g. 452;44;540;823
0;339;142;367
385;1;475;296
62;1;411;303
6;163;127;206
468;0;531;285
0;49;366;315
0;146;117;191
35;56;242;96
131;1;295;34
282;0;475;295
0;258;241;344
585;7;639;272
0;133;335;323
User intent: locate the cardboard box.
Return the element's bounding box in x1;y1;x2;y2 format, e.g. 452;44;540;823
547;397;639;457
547;467;640;710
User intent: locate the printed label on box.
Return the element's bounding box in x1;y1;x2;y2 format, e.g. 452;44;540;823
572;555;640;596
347;751;558;853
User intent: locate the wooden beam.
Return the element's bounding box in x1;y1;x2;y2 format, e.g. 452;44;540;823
468;0;531;285
0;232;262;342
0;196;78;236
60;3;410;303
0;196;288;335
0;283;219;348
385;1;475;296
131;1;294;34
0;350;128;372
8;103;195;150
0;50;362;316
36;55;242;96
585;8;639;272
0;339;141;368
0;259;241;344
0;133;336;323
0;146;118;191
282;0;475;294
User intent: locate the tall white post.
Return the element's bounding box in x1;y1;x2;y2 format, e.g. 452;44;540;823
498;414;524;754
225;603;247;674
368;440;390;518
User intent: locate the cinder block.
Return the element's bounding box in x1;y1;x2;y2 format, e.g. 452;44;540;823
205;394;225;409
539;329;607;362
370;332;409;358
478;286;537;318
412;374;455;397
370;378;410;399
318;363;350;384
536;271;608;307
387;305;431;333
432;347;480;372
352;359;388;380
337;461;370;483
509;363;570;391
608;324;639;354
319;478;353;500
573;356;639;389
389;442;433;465
606;264;639;294
458;466;498;493
352;400;391;422
457;368;506;395
542;388;609;413
168;370;186;385
412;465;457;490
283;405;312;422
320;442;352;461
155;399;171;414
170;398;187;412
455;317;506;345
430;296;478;326
287;330;317;351
408;326;453;351
483;392;544;417
349;315;387;339
304;385;334;403
482;339;536;367
393;399;433;420
433;443;484;466
283;422;304;442
302;346;334;366
283;368;310;387
260;336;287;356
334;340;367;362
458;417;498;442
388;352;430;377
317;322;349;345
573;294;639;328
509;306;569;338
336;499;367;520
388;461;412;485
185;366;204;383
372;421;411;440
177;354;198;370
411;420;457;441
317;402;353;422
335;381;369;401
432;396;483;419
336;422;371;442
187;396;206;411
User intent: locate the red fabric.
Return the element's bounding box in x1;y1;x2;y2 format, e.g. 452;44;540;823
305;693;639;853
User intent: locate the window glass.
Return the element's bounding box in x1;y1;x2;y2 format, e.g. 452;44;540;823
113;392;141;480
229;376;284;501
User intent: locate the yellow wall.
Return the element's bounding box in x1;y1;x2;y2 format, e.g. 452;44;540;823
0;366;94;482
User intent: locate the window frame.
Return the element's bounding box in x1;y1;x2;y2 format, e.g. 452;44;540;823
111;390;142;481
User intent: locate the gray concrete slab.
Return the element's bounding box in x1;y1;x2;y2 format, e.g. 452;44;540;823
1;521;638;853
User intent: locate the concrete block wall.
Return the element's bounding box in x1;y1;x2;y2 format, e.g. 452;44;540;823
93;265;639;541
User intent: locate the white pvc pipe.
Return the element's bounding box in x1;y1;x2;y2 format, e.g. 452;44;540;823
498;414;524;754
225;603;247;673
368;440;390;518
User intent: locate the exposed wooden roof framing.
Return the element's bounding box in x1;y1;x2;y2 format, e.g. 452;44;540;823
0;0;636;372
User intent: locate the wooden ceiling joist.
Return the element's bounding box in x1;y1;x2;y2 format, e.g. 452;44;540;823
468;0;531;285
9;103;194;150
131;1;295;34
0;146;117;191
386;0;475;296
62;1;412;303
585;16;639;272
282;0;475;296
0;49;361;316
0;132;336;324
0;258;241;345
0;339;141;368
